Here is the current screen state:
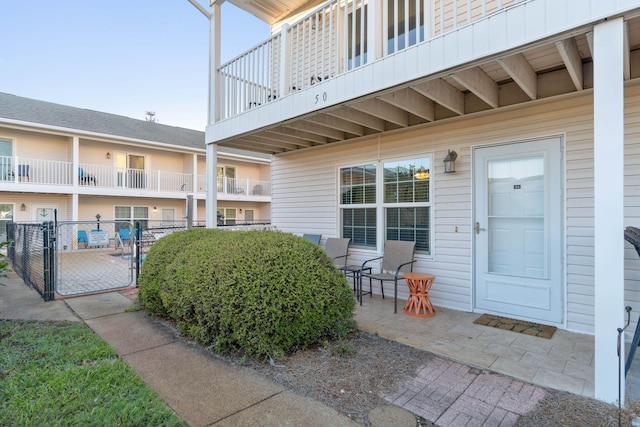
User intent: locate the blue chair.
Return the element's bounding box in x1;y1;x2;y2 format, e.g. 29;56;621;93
78;230;88;248
78;167;96;185
118;228;131;248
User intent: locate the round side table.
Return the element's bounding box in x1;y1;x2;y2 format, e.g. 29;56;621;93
403;273;436;318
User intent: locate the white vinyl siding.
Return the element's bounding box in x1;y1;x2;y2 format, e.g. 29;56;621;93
271;79;640;336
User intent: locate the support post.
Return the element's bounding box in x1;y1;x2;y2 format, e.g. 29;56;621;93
593;17;625;403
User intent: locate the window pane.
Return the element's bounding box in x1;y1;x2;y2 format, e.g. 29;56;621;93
384;157;430;204
364;164;376;183
115;206;131;219
386;207;430;255
340;164;376;205
133;207;148;219
415;179;429;202
384;182;396;203
342;208;376;248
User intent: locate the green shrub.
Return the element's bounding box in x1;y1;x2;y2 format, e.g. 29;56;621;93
138;229;355;360
137;228;214;316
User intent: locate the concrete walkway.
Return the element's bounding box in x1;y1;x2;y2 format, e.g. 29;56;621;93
1;273;551;426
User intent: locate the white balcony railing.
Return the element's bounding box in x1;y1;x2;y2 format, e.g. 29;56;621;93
0;156;72;185
216;176;272;196
217;0;529;119
0;157;271;197
79;164;195;193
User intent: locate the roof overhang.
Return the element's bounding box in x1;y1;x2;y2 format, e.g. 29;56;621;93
226;0;326;24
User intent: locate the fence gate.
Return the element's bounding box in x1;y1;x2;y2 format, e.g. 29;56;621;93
55;221;135;296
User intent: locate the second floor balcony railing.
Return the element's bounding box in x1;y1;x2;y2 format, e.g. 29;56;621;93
0;157;272;197
214;176;272;196
217;0;530;120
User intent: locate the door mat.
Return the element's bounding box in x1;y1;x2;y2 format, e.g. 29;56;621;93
473;314;557;339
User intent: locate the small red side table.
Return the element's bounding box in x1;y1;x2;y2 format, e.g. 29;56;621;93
403;273;436;318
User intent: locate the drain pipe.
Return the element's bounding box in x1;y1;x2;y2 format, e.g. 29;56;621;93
617;306;632;426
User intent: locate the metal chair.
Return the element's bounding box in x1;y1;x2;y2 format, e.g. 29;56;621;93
359;240;417;313
302;233;322;244
17;164;29;181
324;237;350;270
78;167;96;185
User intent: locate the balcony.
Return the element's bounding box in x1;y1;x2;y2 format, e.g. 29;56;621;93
211;0;638;155
217;0;531;120
0;156;271;198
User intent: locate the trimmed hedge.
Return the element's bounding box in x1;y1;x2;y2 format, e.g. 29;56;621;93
138;229;355;360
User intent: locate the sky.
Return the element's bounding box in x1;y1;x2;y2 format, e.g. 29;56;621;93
1;1;269;130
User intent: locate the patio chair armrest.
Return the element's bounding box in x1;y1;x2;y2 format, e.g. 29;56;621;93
361;256;383;270
395;259;417;279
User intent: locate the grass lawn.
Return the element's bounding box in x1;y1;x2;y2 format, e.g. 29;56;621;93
0;319;187;426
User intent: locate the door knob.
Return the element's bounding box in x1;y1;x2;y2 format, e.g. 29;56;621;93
475;222;486;235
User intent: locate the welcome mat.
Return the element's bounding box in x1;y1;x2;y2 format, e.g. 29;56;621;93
473;314;557;339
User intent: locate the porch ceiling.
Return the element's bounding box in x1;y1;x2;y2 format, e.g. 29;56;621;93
226;0;327;24
216;15;640;156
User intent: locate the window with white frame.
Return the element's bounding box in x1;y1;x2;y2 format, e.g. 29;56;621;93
339;156;431;254
115;206;149;230
340;164;377;248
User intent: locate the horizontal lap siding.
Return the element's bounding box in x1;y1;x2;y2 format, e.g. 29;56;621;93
271;81;640;333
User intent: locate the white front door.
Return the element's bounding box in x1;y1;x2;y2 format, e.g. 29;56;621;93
473;137;563;324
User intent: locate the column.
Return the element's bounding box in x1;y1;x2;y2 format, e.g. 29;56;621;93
593;17;625;403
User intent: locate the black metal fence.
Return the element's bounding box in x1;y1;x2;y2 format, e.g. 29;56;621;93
7;217;273;301
7;221;54;301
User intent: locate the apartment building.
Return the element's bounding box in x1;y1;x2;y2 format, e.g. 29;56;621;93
0;92;271;241
203;0;640;401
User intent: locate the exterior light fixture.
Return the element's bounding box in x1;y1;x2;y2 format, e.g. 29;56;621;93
95;213;101;230
20;203;26;211
106;152;111;159
443;150;458;174
153;206;157;212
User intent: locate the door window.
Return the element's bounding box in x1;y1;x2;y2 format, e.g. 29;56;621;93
116;153;146;189
0;139;12;181
217;166;237;193
0;203;13;241
487;156;545;278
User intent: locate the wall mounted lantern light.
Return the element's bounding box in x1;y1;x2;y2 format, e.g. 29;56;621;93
20;203;26;211
443;150;458;174
106;152;111;159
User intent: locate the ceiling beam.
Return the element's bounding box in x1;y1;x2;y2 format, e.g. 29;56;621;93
352;98;409;127
379;88;435;121
497;53;537;100
585;31;594;58
449;67;499;108
625;21;631;80
305;113;365;136
228;140;284;154
325;106;386;132
242;135;301;151
410;78;465;116
261;131;314;148
269;126;329;145
555;37;583;90
285;120;346;140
